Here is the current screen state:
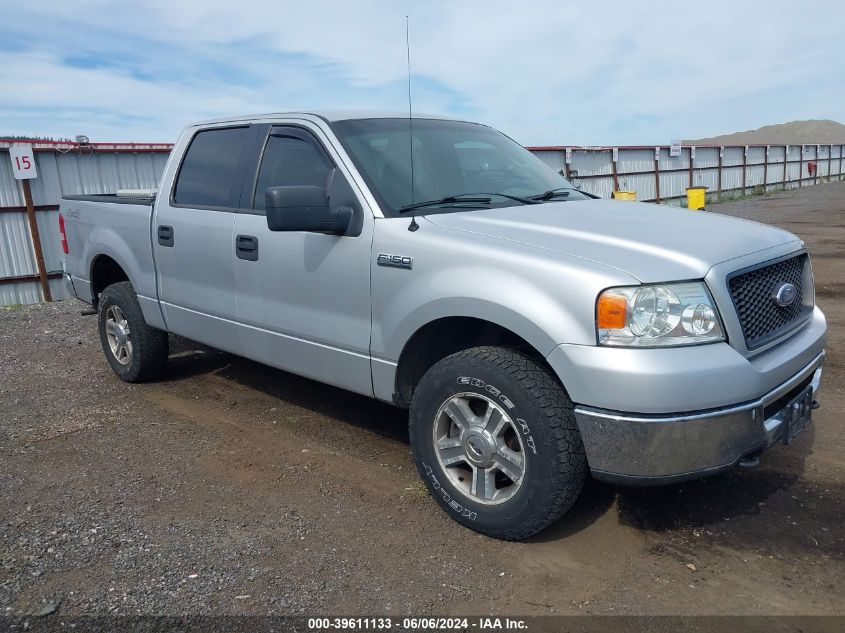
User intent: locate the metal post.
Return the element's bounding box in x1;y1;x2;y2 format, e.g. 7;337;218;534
741;146;747;194
717;147;723;201
688;147;694;188
611;149;619;192
829;144;833;181
783;145;788;187
654;149;661;204
763;146;768;192
21;179;52;302
798;146;803;188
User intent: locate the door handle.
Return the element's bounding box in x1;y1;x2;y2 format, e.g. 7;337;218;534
157;225;174;247
236;234;259;261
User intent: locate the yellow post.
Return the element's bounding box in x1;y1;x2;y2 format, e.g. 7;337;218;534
687;187;707;210
612;191;637;201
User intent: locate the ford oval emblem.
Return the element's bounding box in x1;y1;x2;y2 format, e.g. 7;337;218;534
773;282;798;307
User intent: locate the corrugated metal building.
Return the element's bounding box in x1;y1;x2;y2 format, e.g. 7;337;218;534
530;143;845;206
0;142;170;305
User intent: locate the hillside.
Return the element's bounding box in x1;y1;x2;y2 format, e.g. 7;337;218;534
686;119;845;145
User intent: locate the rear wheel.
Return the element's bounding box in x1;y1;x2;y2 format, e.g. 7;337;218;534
97;281;168;382
409;346;587;540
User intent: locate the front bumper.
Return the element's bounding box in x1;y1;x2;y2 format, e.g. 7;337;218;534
574;352;824;484
547;307;826;414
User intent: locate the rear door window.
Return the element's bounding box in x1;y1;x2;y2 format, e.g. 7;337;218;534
174;127;249;207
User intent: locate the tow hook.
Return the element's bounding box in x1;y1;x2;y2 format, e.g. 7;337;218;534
738;453;761;468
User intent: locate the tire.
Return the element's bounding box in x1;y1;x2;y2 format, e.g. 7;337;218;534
97;281;168;382
409;346;586;540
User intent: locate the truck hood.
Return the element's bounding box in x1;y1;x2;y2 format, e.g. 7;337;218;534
424;199;800;282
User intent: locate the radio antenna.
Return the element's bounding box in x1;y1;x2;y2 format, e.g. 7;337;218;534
406;15;419;232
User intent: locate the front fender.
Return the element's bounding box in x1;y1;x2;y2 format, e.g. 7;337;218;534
375;270;584;363
371;218;639;362
369;216;640;402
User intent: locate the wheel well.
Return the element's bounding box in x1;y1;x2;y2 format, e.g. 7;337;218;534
394;317;551;408
90;255;129;304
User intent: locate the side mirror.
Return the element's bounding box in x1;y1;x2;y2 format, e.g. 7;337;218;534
265;185;353;235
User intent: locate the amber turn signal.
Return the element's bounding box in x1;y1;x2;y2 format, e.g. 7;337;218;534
597;293;627;330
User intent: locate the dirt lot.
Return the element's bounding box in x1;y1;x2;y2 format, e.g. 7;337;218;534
1;183;843;619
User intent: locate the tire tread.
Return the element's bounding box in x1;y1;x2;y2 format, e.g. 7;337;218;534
410;345;586;540
98;281;168;382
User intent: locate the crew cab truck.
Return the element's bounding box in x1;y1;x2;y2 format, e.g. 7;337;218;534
60;112;827;540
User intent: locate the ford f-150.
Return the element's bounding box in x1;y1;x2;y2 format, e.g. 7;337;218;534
60;112;826;539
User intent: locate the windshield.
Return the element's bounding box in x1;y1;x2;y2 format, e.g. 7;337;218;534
331;118;587;217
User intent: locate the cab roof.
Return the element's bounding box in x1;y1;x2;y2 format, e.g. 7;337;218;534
192;110;458;127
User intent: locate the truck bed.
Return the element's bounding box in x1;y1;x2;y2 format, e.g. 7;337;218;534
60;194;159;324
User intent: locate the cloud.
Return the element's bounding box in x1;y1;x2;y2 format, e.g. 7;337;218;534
1;0;843;144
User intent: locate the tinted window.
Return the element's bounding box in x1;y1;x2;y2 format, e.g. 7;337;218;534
253;133;334;210
174;127;248;207
331;118;587;217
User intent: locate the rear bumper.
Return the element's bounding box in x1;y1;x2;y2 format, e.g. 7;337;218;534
574;352;824;484
63;273;77;299
64;273;94;304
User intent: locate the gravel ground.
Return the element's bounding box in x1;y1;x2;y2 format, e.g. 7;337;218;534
1;182;843;620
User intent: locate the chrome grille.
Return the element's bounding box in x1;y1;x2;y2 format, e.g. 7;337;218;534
727;254;812;350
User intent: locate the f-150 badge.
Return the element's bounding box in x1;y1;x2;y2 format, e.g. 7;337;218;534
377;253;413;269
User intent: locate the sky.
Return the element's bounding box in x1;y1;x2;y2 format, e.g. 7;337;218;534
2;0;844;146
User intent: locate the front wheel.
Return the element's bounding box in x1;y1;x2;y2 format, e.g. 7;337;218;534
97;281;169;382
409;346;587;540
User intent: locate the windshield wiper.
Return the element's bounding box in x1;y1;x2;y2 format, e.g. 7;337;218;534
528;187;573;201
399;192;542;214
399;194;492;213
477;192;540;205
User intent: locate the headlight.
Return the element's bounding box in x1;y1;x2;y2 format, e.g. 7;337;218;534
596;282;724;347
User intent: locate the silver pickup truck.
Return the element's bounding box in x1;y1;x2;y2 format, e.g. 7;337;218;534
60;112;826;540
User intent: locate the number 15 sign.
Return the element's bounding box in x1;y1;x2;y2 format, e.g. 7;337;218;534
9;144;38;180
